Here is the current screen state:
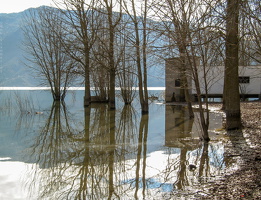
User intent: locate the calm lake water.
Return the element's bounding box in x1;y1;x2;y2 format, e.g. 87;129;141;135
0;89;231;199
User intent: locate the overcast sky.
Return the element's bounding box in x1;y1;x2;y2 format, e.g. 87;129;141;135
0;0;54;13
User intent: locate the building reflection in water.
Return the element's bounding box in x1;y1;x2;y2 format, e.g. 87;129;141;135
165;105;195;147
20;102;228;199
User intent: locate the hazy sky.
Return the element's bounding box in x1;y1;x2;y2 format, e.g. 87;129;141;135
0;0;54;13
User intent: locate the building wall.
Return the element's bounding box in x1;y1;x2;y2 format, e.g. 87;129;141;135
166;57;261;101
165;58;181;102
165;57;196;102
191;66;261;95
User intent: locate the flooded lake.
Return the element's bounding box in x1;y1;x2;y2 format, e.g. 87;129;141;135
0;89;230;199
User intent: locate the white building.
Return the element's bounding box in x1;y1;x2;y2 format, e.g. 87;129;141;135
165;58;261;102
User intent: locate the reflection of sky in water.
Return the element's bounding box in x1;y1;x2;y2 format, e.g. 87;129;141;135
0;89;227;199
0;161;39;199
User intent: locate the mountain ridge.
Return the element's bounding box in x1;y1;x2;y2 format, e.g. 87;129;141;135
0;7;165;87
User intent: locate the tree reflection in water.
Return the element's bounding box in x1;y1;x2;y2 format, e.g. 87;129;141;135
23;102;227;199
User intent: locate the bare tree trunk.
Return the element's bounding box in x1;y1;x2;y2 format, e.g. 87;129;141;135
133;20;145;111
141;0;149;114
84;52;91;107
107;3;115;109
224;0;241;130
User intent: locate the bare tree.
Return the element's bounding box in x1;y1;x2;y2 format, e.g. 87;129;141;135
96;0;123;110
23;6;76;101
53;0;102;106
116;24;137;104
122;0;149;114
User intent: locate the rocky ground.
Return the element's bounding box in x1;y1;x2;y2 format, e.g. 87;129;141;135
201;102;261;199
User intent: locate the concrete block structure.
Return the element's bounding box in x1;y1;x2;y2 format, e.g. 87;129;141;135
165;57;197;102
